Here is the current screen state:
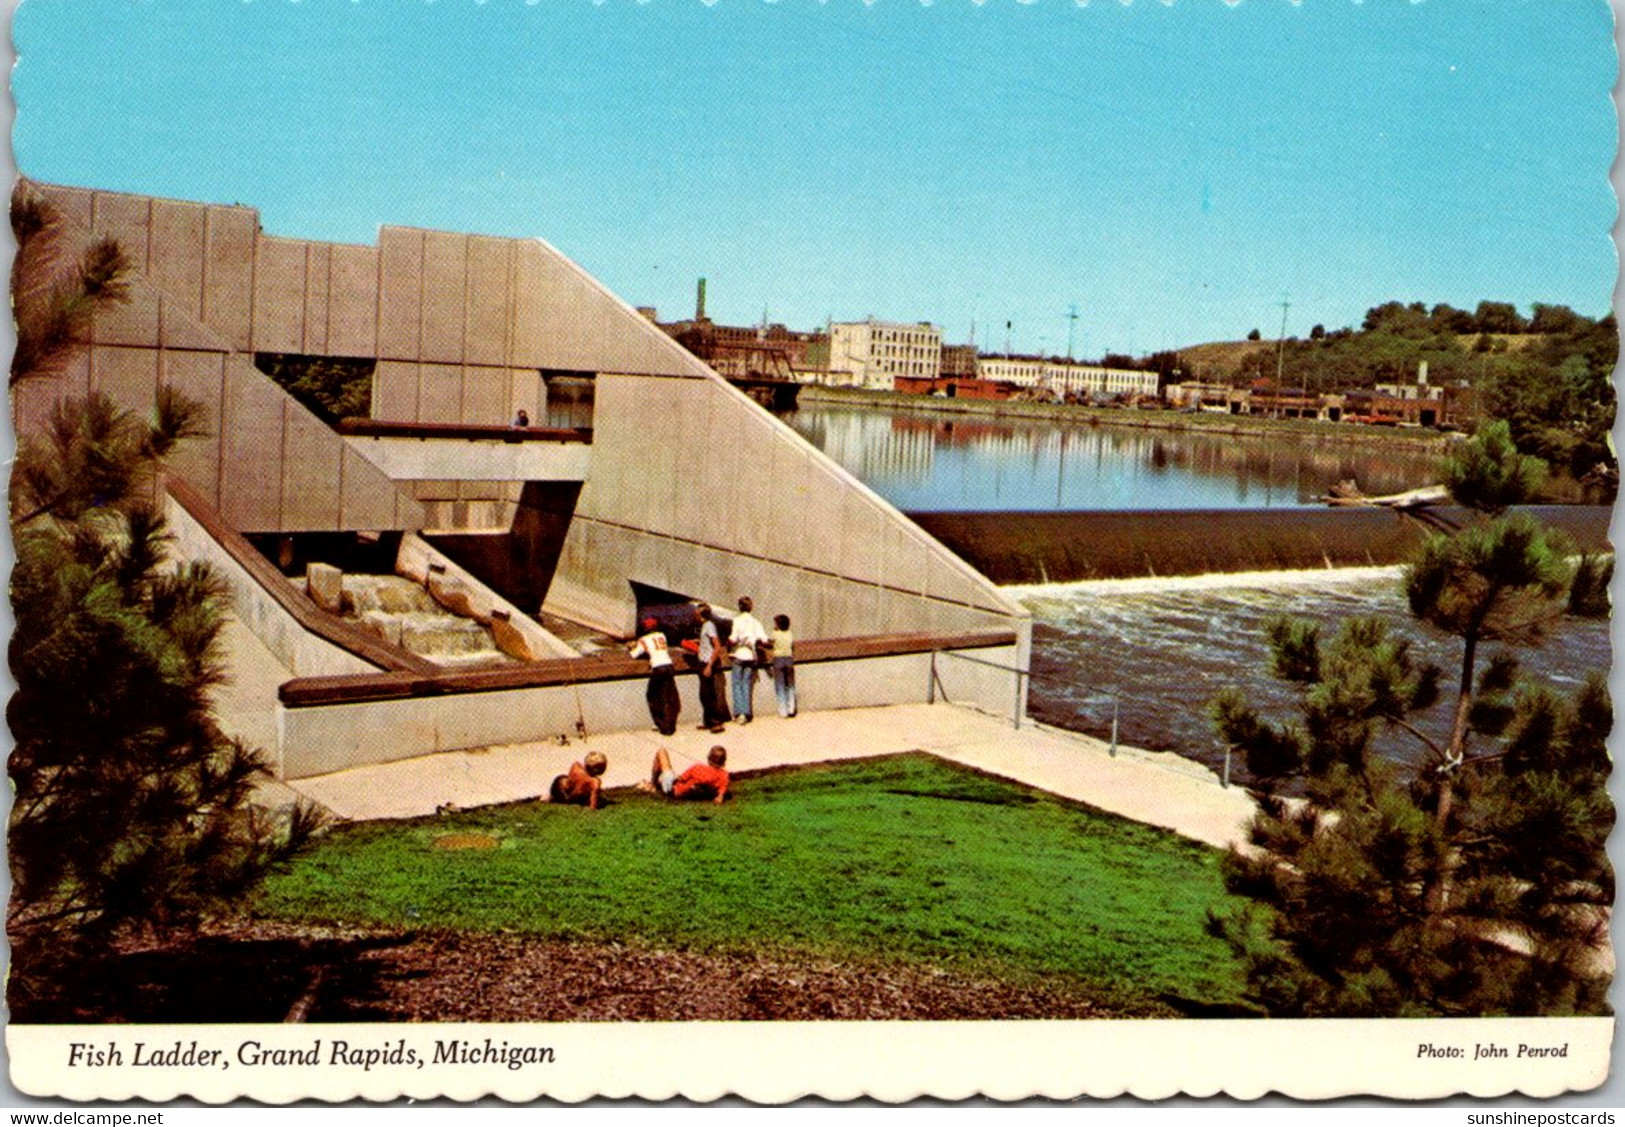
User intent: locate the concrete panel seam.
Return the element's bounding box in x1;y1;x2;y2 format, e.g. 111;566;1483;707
198;208;210;327
571;513;1028;621
279;395;292;529
462;234;472;367
599;371;1024;618
300;242;312;353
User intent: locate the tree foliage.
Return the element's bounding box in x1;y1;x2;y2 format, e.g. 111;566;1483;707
254;352;375;426
9;395;324;955
10;189;133;386
1208;428;1613;1016
8;202;322;969
1222;300;1616;488
1438;420;1545;514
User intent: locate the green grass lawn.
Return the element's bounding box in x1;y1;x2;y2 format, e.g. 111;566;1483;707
257;753;1247;1010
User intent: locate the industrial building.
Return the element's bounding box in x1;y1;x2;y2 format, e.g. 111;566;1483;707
826;319;943;390
974;355;1160;400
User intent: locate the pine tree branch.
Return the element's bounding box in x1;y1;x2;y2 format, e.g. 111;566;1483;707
1388;717;1447;760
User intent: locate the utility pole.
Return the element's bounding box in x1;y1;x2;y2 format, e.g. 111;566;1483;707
1067;304;1080;361
1275;297;1291;389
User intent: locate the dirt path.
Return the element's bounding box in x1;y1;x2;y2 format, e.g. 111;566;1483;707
10;923;1171;1023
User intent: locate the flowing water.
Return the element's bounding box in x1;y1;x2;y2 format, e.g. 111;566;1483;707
338;575;514;667
1012;568;1612;783
783;403;1611;780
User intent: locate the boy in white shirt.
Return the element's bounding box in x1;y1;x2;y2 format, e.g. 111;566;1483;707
727;596;769;723
629;617;680;735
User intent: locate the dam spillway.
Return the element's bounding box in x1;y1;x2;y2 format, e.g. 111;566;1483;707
910;505;1614;584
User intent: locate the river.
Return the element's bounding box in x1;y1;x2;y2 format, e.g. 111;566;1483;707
783;402;1444;511
784;402;1612;781
1013;568;1611;782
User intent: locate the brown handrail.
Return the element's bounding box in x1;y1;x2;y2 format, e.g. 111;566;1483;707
278;627;1019;708
163;475;439;675
337;418;592;444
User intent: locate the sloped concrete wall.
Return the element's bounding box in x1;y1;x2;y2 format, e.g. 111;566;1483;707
552;370;1028;647
165;495;380;680
24;181;1029;687
23;183;424;535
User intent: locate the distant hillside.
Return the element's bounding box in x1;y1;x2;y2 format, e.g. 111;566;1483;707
1173;334;1544;384
1171;340;1269;382
1162;310;1614;482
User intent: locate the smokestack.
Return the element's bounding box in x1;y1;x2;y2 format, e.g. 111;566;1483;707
696;277;707;322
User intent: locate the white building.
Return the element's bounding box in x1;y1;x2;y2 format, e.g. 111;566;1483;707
828;319;943;390
976;356;1159;400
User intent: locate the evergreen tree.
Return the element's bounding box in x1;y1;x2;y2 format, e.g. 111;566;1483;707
8;192;322;971
9;393;323;958
10;188;132;386
1209;425;1613;1016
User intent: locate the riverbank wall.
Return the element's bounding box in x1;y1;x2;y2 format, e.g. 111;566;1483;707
800;385;1456;452
910;505;1614;584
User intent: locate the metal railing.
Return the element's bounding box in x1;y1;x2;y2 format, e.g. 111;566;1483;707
927;648;1030;733
928;648;1239;786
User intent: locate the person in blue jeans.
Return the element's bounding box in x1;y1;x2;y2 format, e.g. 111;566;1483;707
770;614;797;718
727;596;768;723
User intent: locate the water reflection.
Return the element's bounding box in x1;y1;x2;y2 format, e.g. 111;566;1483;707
786;405;1444;511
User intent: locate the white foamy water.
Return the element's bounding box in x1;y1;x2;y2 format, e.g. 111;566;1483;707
1003;564;1405;600
1010;564;1612;780
321;574;514;666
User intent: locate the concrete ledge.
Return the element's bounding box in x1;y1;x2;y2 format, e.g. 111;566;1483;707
278;628;1019;707
341;433;591;482
276;638;1021;778
165;476;437;676
338;418;591;443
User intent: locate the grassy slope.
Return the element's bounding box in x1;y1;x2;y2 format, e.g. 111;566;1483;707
1176;333;1542;382
257;754;1246;1009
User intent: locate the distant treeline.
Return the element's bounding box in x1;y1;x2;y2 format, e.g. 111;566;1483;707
255;352;374;426
1146;301;1616;480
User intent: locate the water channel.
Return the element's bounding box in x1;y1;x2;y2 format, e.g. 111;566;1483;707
784;402;1613;782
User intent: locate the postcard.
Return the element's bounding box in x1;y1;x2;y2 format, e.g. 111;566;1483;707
5;0;1620;1105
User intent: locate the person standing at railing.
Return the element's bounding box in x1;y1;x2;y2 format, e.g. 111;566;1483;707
691;603;730;733
727;596;769;724
629;617;680;736
770;614;797;719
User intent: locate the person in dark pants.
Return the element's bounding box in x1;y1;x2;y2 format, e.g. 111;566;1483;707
693;603;729;733
629;617;680;736
770;613;797;718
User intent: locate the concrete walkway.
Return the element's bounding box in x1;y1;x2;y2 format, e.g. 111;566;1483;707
288;702;1258;850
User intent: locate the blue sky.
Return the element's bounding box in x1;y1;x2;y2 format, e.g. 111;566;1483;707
11;0;1619;354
